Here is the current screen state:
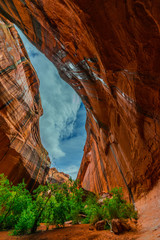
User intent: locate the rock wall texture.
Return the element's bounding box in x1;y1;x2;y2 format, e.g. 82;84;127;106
0;0;160;203
0;17;69;188
46;168;70;184
0;16;50;190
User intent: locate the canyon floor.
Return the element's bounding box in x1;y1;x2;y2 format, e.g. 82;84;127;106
0;217;160;240
0;224;140;240
0;207;160;240
0;181;160;240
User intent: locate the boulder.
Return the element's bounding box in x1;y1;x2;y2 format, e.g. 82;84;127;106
111;219;131;235
95;220;106;231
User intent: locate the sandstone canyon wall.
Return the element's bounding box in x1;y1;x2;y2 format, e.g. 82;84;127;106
0;17;69;188
0;17;51;190
46;168;70;184
0;0;160;203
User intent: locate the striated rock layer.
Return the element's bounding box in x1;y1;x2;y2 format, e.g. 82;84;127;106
0;0;160;204
0;18;69;187
0;17;51;190
46;168;70;184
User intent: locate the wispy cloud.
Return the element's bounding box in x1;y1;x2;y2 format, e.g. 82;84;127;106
16;26;86;179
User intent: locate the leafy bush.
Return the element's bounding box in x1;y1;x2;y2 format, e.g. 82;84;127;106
102;187;137;221
82;195;100;224
0;175;32;230
83;187;137;226
68;187;85;224
0;174;137;236
41;196;55;229
12;207;35;235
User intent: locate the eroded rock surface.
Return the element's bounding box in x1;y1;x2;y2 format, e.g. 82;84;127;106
46;168;70;184
0;1;160;204
0;17;70;188
0;17;51;189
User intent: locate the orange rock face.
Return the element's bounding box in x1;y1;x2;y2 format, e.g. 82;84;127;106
46;168;70;184
0;17;50;189
0;0;160;205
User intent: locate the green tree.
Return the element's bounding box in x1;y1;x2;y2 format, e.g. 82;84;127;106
31;184;51;233
0;174;32;230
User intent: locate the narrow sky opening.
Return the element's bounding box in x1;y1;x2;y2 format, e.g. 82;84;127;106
16;27;86;179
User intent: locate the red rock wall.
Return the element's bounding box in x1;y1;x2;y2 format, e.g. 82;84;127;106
0;17;50;190
46;168;70;184
0;0;160;202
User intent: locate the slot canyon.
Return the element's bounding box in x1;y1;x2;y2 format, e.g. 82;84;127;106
0;0;160;238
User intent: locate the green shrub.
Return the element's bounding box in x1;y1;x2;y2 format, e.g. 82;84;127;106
102;187;137;221
67;185;85;224
41;196;55;229
0;175;138;236
83;194;100;224
12;207;35;235
83;187;137;226
89;205;104;224
0;175;32;230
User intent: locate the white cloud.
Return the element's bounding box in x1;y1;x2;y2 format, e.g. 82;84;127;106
35;54;81;158
16;26;86;178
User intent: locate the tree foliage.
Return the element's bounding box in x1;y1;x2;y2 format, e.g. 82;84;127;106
0;174;137;235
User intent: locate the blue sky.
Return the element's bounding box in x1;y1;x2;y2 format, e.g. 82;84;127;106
16;27;86;179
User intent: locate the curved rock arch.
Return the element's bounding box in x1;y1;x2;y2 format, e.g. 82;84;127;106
0;0;160;203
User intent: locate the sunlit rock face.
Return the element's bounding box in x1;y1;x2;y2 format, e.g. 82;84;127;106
0;17;50;189
46;168;70;184
0;1;160;203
